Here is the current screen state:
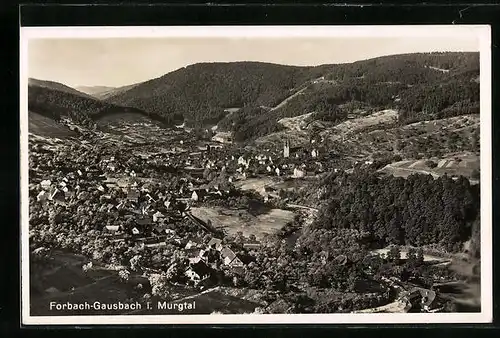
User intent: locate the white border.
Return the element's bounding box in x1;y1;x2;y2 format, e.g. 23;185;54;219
20;25;492;325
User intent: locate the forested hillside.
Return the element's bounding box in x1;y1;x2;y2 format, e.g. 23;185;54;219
106;62;336;125
29;78;96;100
106;52;479;141
28;83;164;127
311;170;480;252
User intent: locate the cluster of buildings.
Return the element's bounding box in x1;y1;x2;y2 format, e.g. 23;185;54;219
28;125;343;291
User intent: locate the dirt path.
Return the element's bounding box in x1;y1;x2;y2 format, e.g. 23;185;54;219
382;164;441;179
370;247;451;263
270;87;308;111
352;300;407;313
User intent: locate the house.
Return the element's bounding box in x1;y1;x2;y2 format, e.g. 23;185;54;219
165;229;176;237
127;189;140;203
191;191;199;201
49;188;66;204
293;168;305;178
153;211;165;223
229;256;244;267
105;225;121;232
185;240;202;250
188;255;203;265
237;156;247;166
146;194;156;203
312;149;318;158
136;215;152;227
151;225;165;237
220;246;244;267
132;227;140;235
243;242;261;251
36;190;48;202
145;241;167;249
185;261;212;284
207;238;223;251
405;288;436;312
40;179;51;189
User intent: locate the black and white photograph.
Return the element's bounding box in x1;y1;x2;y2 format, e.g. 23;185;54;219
20;26;492;325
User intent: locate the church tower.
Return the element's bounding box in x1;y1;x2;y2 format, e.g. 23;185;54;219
283;139;290;158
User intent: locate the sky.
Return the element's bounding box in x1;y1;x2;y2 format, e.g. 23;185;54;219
28;36;480;88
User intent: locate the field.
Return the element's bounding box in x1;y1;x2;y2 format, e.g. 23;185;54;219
324;109;398;140
28;111;78;138
277;112;314;131
95;112;158;126
190;206;296;240
233;177;277;194
379;152;479;183
30;251;148;316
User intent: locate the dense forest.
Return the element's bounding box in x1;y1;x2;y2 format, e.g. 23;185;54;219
312;170;480;252
105;52;479;141
106;62;333;125
28;84;166;127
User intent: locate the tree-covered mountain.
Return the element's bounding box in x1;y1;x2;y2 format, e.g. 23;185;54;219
106;61;336;125
29;78;96;100
28;82;165;127
106;52;479;141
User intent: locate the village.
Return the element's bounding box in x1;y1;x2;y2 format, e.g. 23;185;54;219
28;121;344;291
27;118;477;315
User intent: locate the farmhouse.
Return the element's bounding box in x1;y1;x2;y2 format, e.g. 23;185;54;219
207;238;223;251
105;225;121;232
220;247;244;267
185;260;212;284
153;211;165;222
185;239;202;250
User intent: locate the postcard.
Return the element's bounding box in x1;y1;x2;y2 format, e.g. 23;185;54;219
20;25;492;325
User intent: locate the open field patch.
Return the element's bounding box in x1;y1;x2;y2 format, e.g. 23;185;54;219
233;177;277;195
323;109;398;140
29;112;78;138
378;152;479;183
278;112;314;131
190;206;296;240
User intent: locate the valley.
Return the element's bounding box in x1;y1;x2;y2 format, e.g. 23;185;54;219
26;51;481;315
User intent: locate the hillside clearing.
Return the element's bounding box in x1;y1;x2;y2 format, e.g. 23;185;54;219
379;152;479;183
29;112;78;138
324;109;399;140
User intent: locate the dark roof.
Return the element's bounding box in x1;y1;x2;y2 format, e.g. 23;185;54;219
189;261;212;277
127;189;140;199
208;238;222;248
409;288;436;306
136;216;152;225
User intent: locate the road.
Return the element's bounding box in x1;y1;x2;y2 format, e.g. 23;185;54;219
370;247;452;263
